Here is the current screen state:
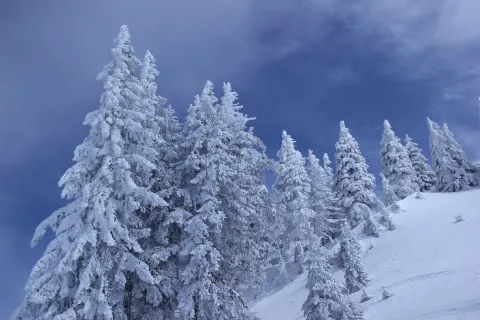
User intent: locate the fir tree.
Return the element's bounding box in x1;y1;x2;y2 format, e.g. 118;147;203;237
215;83;270;298
428;118;476;192
302;245;364;320
404;134;436;192
340;224;369;293
131;50;181;320
175;81;253;320
441;123;478;187
380;173;398;207
323;153;334;188
307;150;333;241
334;121;383;233
273;131;316;268
380;120;419;199
13;25;166;320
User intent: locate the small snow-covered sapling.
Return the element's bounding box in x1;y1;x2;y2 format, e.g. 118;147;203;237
415;192;425;199
360;289;373;303
382;286;393;300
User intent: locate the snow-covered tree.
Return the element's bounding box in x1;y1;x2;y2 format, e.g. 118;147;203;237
175;81;254;320
340;224;369;293
273;131;316;268
130;50;182;320
307;150;344;242
428;118;476;192
404;134;436;192
302;246;364;320
13;25;167;320
333;121;383;232
323;153;334;188
441;123;478;187
380;120;419;199
215;82;270;298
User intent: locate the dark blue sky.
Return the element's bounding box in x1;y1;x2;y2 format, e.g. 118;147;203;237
1;0;479;318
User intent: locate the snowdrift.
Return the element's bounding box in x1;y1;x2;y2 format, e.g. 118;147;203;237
252;189;480;320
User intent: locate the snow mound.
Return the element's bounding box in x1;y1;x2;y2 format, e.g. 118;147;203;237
252;189;480;320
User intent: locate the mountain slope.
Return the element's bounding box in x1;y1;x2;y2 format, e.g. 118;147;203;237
252;189;480;320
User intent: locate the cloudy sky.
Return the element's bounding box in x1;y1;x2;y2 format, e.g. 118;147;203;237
1;0;480;317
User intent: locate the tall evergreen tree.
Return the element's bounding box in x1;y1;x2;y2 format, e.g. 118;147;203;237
380;120;419;199
339;224;369;294
273;131;316;267
175;81;253;320
307;150;344;242
441;123;478;187
428;118;475;192
13;25;166;320
130;50;181;320
333;121;382;233
404;134;436;192
215;82;270;298
302;245;364;320
323;153;334;188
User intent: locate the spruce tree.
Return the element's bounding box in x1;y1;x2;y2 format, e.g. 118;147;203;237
273;131;316;268
428;118;475;192
215;82;270;298
340;224;369;293
13;25;166;320
323;152;334;188
307;150;344;242
334;121;383;232
131;50;181;320
175;81;253;320
302;245;364;320
380;120;419;199
404;134;436;192
441;123;478;187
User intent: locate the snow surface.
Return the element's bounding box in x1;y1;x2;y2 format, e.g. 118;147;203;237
252;189;480;320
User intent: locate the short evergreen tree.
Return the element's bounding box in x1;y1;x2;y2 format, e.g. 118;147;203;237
380;120;419;199
340;224;369;293
302;245;365;320
405;134;436;192
382;286;393;300
380;173;402;214
273;131;316;267
334;121;383;232
379;207;396;231
360;289;373;303
13;25;166;320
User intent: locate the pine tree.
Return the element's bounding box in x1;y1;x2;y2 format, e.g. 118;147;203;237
273;131;316;268
175;81;253;320
302;246;364;320
428;118;475;192
380;120;419;199
340;224;369;293
14;25;166;320
404;134;436;192
334;121;383;233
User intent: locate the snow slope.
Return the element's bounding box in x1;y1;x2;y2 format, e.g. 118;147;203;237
252;190;480;320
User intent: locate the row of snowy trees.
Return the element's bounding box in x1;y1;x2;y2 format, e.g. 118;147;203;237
14;25;479;320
